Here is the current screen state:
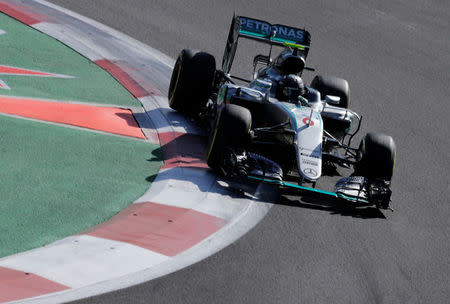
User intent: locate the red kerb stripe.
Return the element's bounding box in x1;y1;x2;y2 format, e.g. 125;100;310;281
0;267;68;303
95;59;150;98
0;1;47;25
88;202;228;256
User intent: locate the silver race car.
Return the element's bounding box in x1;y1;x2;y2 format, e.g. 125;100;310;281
168;15;396;210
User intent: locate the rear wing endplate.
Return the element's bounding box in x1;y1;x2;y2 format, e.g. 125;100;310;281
222;15;311;73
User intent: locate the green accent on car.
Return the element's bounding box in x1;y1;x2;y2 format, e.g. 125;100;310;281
240;30;267;38
281;41;306;50
247;175;370;203
248;175;335;195
240;30;307;50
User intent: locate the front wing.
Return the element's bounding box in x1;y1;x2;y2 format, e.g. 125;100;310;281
247;175;391;209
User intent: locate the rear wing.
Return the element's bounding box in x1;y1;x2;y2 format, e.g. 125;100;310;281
222;15;311;73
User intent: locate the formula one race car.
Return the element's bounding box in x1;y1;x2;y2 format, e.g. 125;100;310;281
168;15;396;210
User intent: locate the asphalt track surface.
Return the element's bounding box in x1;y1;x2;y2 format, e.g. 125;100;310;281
48;1;449;303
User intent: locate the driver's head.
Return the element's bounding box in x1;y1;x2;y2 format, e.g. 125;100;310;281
277;74;306;102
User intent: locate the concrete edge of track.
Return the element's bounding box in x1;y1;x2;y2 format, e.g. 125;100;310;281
0;1;275;303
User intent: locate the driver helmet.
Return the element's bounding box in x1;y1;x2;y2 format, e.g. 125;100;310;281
277;74;306;102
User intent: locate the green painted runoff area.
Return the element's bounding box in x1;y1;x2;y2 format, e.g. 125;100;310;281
0;14;162;257
0;13;138;106
0;116;162;257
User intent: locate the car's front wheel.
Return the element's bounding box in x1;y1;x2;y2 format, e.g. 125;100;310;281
206;104;252;173
354;133;396;182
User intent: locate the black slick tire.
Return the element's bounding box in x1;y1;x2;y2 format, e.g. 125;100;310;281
310;75;350;108
168;49;216;116
206;104;252;171
354;133;396;181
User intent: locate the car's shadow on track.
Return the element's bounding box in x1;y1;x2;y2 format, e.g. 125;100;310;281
277;193;386;219
145;148;277;202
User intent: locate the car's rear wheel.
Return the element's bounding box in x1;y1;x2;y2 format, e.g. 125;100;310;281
206;104;252;172
310;75;349;109
354;133;396;182
168;49;216;116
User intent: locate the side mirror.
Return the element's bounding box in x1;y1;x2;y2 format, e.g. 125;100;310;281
325;95;341;105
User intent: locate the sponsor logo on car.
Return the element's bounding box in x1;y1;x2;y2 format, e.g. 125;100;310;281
240;17;305;42
302;117;314;126
300;147;321;159
302;158;318;166
303;168;317;177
